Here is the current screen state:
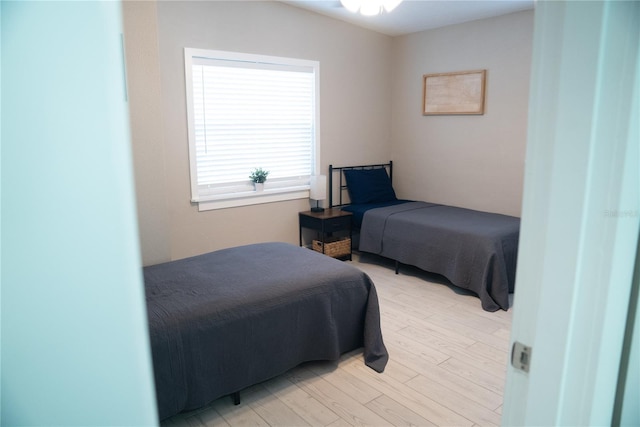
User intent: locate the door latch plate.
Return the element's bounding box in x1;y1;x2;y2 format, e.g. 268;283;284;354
511;341;532;373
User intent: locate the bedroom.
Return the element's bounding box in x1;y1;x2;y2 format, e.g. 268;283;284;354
125;0;531;265
127;2;528;420
3;0;636;427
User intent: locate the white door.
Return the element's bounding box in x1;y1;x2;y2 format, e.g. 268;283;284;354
1;1;158;424
502;1;640;426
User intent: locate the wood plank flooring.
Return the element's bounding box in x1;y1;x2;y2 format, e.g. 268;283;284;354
161;252;513;427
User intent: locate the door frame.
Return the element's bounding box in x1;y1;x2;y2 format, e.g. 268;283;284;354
502;1;640;425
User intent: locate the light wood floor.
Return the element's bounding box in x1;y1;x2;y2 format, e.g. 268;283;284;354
161;252;513;427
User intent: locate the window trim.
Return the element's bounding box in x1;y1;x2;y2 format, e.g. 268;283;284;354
184;48;321;211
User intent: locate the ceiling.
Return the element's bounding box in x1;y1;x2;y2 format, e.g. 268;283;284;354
282;0;534;36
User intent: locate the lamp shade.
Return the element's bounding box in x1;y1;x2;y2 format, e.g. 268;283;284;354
309;175;327;201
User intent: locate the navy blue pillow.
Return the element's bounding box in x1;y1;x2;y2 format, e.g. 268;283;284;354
343;168;397;204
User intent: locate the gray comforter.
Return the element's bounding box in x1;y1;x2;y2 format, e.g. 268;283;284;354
144;242;388;420
359;202;519;311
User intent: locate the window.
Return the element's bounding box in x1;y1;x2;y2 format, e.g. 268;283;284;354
184;48;320;211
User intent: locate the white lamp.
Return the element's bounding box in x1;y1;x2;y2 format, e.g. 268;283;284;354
309;175;327;212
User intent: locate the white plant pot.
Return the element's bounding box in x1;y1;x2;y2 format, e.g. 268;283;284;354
254;183;264;192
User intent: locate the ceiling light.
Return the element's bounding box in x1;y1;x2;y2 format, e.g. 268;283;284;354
340;0;403;16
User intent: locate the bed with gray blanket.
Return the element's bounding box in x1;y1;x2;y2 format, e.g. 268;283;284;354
330;162;520;312
144;242;388;420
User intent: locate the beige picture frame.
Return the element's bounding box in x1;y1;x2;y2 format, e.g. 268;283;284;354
422;69;486;115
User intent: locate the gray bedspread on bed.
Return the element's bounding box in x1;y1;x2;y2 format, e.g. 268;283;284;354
359;202;519;311
144;242;388;420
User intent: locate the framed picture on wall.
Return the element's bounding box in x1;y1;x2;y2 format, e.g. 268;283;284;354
423;69;486;115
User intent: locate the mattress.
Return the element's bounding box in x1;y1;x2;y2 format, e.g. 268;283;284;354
144;242;388;419
359;202;520;311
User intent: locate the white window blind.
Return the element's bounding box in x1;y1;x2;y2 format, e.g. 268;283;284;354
184;49;320;209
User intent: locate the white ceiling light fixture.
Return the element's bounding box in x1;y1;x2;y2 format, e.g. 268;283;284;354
340;0;403;16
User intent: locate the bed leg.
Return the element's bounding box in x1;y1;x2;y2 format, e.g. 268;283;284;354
395;260;400;274
231;391;241;405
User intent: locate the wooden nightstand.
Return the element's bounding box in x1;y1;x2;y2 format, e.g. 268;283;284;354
299;208;352;260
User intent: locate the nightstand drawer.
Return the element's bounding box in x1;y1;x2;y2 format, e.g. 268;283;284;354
323;216;351;232
299;214;322;230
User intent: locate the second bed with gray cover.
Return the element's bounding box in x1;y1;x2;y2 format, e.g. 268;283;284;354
330;162;520;312
359;202;520;312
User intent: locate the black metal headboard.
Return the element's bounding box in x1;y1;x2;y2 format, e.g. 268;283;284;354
329;161;393;208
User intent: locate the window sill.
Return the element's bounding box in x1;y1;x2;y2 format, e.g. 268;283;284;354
194;188;310;211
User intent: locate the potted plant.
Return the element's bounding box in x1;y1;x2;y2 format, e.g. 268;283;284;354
249;167;269;191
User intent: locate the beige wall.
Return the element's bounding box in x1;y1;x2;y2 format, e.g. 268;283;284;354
123;1;171;265
390;10;534;216
124;1;393;264
124;2;533;265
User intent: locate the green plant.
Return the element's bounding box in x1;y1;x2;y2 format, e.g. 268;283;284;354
249;167;269;183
